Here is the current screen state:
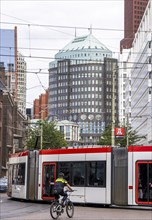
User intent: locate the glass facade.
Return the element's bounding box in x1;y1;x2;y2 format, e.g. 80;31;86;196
0;29;15;71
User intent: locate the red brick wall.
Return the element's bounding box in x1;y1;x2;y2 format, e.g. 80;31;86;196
33;90;48;119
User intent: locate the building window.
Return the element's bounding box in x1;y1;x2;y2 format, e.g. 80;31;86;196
60;126;64;133
66;125;70;139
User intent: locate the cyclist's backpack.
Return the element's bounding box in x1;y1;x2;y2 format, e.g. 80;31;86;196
53;182;63;194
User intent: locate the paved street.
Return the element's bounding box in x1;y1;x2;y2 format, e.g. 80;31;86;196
0;193;152;220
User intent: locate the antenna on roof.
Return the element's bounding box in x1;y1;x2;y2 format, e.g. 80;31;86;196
75;27;77;37
88;24;92;35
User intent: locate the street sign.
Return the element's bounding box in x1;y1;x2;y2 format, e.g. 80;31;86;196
114;127;125;137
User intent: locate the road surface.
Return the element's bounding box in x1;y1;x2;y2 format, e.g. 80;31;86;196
0;193;151;220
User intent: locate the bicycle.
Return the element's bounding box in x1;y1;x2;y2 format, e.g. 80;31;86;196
50;190;74;219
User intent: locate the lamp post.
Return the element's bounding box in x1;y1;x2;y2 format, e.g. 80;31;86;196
126;114;129;148
40;123;43;149
111;62;116;147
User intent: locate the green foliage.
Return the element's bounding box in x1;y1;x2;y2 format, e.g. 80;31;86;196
97;124;146;147
25;120;68;149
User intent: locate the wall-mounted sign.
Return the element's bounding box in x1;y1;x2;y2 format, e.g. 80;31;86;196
114;127;125;137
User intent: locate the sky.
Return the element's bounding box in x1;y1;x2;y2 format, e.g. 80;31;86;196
0;0;124;108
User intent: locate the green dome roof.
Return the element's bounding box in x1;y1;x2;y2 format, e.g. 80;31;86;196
59;34;111;52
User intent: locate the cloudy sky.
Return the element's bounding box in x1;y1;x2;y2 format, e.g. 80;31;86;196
1;0;124;108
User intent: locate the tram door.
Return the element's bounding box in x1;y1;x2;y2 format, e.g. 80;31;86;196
42;162;56;199
136;161;152;204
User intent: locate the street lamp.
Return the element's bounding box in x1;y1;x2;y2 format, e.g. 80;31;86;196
111;62;116;147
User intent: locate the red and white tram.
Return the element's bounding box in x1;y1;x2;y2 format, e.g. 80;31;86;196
7;146;152;206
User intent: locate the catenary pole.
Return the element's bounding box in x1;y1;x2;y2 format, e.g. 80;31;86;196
111;62;116;147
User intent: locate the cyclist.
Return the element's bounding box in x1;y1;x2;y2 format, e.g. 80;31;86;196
53;172;73;206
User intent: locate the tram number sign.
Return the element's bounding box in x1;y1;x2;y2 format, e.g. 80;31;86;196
114;127;125;137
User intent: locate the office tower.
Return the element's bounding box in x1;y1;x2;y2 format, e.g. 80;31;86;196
120;0;149;51
123;1;152;145
48;34;119;144
119;0;149;128
0;27;27;115
0;27;17;96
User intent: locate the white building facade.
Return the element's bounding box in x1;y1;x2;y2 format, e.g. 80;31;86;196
121;0;152;145
119;52;129;126
55;120;80;145
17;52;27;116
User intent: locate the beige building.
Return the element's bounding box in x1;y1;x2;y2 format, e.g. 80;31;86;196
55;120;80;145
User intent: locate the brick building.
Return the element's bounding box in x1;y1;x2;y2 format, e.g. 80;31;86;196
120;0;148;51
33;90;48;120
0;80;26;177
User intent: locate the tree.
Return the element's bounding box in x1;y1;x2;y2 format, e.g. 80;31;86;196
97;124;146;147
25;120;68;149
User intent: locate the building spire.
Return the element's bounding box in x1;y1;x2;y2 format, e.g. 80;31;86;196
75;27;77;37
88;24;92;35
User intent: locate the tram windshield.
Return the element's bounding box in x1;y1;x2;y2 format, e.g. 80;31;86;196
12;163;25;185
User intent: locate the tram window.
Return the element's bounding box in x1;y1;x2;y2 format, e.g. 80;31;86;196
72;162;85;186
87;161;106;187
12;163;25;185
58;162;71;183
137;162;152;202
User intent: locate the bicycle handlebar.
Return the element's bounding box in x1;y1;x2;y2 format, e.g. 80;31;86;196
65;189;77;193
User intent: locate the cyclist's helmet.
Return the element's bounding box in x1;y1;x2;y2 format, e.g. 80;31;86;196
59;172;64;178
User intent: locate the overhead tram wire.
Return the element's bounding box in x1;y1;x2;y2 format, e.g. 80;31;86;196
1;20;152;34
1;14;150;57
1;46;59;52
1;14;151;56
0;53;151;66
0;62;150;81
1;13;75;37
1;21;124;32
27;72;152;81
1;13;148;41
35;69;47;91
26;85;43;90
1;45;152;56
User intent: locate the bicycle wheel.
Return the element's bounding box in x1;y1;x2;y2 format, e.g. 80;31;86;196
66;201;74;218
50;201;60;220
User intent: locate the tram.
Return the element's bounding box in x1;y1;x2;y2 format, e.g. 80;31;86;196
7;145;152;206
